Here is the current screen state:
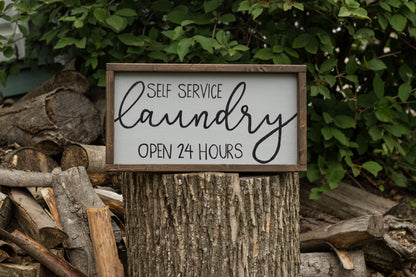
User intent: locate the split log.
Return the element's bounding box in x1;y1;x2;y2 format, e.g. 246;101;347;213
54;166;121;276
122;172;300;276
301;182;397;219
53;167;100;276
0;88;101;155
0;192;12;228
300;214;384;252
19;70;89;102
301;250;366;276
4;147;59;200
9;188;67;249
0;168;54;187
61;144;105;172
87;206;124;277
95;188;123;219
0;228;87;277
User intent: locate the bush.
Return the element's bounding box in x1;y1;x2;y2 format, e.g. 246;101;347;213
1;0;416;197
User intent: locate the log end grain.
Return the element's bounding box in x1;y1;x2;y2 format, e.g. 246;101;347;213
61;144;88;170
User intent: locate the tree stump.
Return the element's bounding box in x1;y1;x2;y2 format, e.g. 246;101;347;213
122;172;300;277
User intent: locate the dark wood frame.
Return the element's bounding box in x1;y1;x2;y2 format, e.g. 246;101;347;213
106;63;307;172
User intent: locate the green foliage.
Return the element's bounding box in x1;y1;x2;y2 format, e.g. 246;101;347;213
1;0;416;195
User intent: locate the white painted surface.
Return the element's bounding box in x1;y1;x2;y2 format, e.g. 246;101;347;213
113;71;298;165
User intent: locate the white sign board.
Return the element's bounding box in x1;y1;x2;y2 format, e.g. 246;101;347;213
106;64;306;172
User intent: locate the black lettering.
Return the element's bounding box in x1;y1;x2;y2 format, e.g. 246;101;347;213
116;81;297;164
147;83;156;98
178;84;186;98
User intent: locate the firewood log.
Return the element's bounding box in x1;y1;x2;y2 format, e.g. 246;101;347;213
4;146;59;200
301;214;384;252
19;70;89;102
301;182;397;219
0;168;54;187
53;167;122;276
301;250;366;277
9;188;67;249
0;88;101;155
61;144;105;172
0;228;87;277
87;206;124;277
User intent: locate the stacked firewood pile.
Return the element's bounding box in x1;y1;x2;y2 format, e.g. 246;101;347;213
300;182;416;276
0;69;124;277
0;68;415;276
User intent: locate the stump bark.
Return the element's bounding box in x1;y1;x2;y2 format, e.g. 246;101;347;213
122;172;300;277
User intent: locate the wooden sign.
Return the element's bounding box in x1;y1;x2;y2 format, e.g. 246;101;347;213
106;63;306;172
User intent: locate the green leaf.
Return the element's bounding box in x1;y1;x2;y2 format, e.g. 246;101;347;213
181;20;195;26
3;46;14;58
390;14;407;32
204;0;221;13
233;45;249;51
292;33;312;48
375;107;393;122
254;48;273;60
309;188;322;199
368;126;383;141
322;112;333;124
219;13;236;23
373;74;384;98
398;83;412;102
115;8;137;17
321;126;333;140
94;8;107;23
380;2;391;12
334;115;356;129
362;161;383;177
106;15;125;32
75;37;86;48
392;173;408;187
305;37;318;54
378;14;388;30
273;53;291;65
193;35;214;54
367;59;387;71
118;33;142;46
73;19;83;28
352;167;360;177
250;5;263;20
324;75;336;87
293;3;304;11
177;37;194;62
331;127;350;146
167;6;189;24
237;0;250;11
320;58;338;73
338;6;351;17
383;135;395;152
346;56;357;74
54;37;78;49
306;164;321;182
